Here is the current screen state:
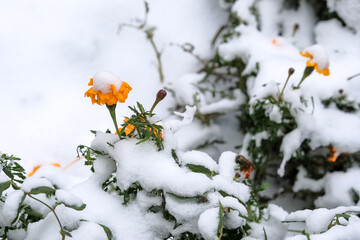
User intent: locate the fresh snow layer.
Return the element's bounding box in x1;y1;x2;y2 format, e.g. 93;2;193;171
91;70;123;93
21;177;53;193
55;189;84;208
112;138;214;196
2;190;25;225
198;207;219;240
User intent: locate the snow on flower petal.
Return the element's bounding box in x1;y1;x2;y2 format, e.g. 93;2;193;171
300;44;330;76
84;70;132;106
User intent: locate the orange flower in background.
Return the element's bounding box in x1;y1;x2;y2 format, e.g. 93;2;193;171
28;163;62;177
85;78;132;106
235;155;255;179
328;146;340;162
300;45;330;76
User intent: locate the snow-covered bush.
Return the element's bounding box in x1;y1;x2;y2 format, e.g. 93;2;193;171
169;0;360;208
1;72;264;239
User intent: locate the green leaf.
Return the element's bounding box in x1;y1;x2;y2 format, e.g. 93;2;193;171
99;224;114;240
186;164;216;178
64;203;86;211
217;202;224;240
148;205;162;213
0;180;11;196
29;186;56;195
167;192;199;200
60;229;72;237
137;102;146;114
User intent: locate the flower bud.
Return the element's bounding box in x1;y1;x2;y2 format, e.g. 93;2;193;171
156;89;167;101
288;68;295;75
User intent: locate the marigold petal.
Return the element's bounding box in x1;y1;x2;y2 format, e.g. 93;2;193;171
88;78;94;86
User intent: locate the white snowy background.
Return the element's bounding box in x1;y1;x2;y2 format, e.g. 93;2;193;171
0;0;227;171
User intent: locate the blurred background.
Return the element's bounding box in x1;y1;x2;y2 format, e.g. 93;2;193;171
0;0;228;171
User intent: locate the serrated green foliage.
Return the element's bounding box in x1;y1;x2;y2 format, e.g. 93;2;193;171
119;102;164;150
102;175;143;205
0;153;26;184
77;145;105;171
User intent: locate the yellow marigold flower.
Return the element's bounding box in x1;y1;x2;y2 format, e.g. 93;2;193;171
84;71;132;106
300;44;330;76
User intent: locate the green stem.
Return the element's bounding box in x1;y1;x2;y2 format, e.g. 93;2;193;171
279;74;291;101
106;104;121;140
27;194;64;237
295;66;314;89
148;36;164;83
10;180;65;240
149;100;159;116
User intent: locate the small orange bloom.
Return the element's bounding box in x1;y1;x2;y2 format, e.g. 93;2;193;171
328;147;340;162
117;118;162;138
117;118;135;137
300;45;330;76
85;76;132;106
272;39;278;46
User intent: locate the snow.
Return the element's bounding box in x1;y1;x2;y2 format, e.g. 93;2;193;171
0;174;8;184
111;138;213;196
306;208;335;234
218;151;237;181
21;177;54;193
2;190;25;225
198;207;219;240
278;129;304;177
55;189;84;208
327;0;360;33
91;70;123;93
180;150;219;172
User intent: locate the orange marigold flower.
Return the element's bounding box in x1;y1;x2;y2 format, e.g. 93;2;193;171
300;44;330;76
117;118;135;137
27;163;62;177
84;71;132;106
328;146;340;162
